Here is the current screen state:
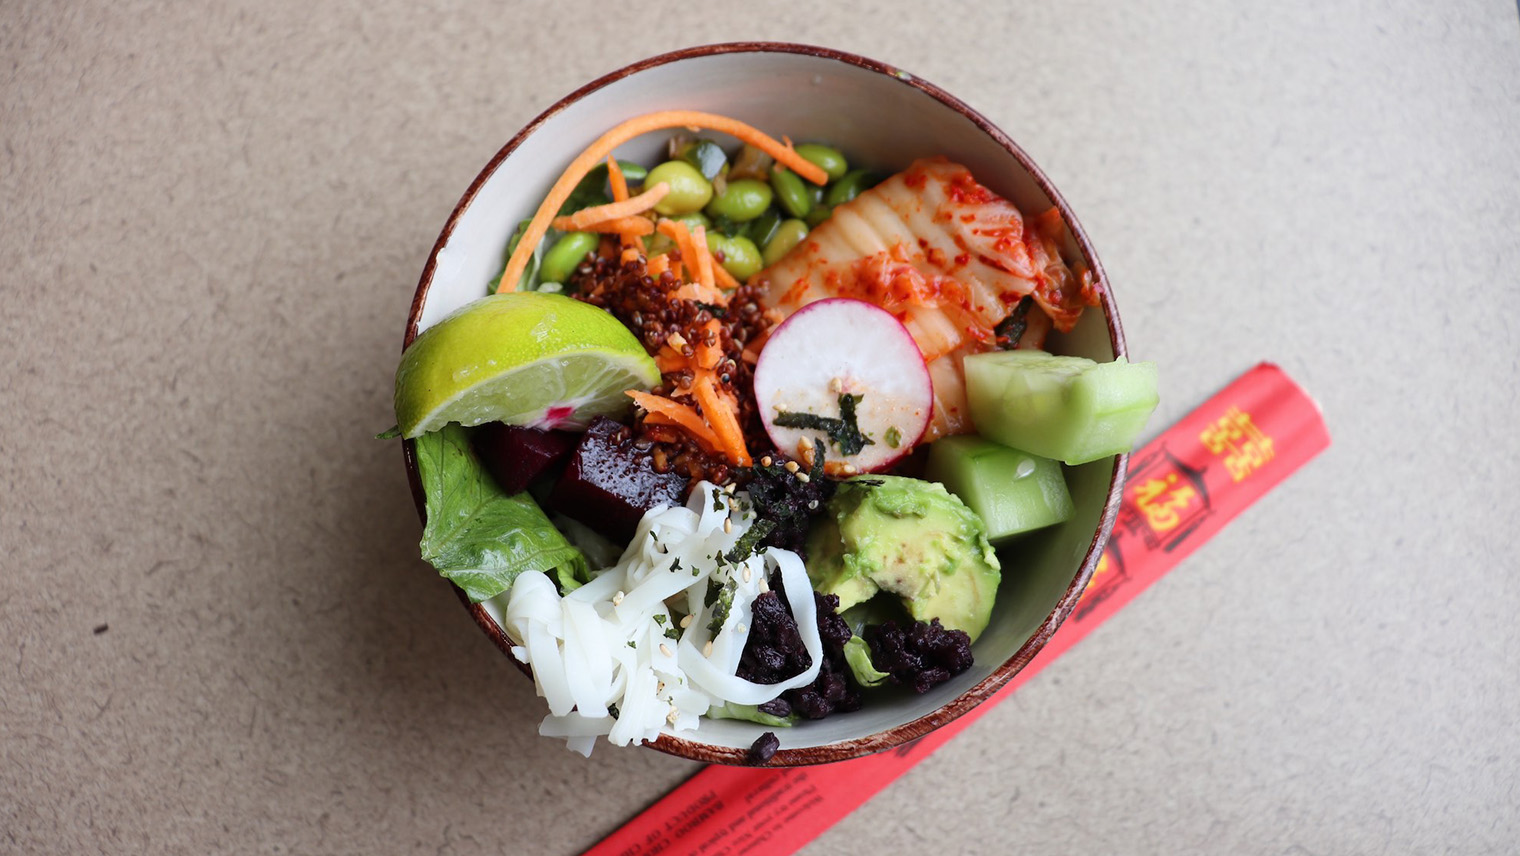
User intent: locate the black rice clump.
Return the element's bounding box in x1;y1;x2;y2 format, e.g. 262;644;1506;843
740;451;834;557
737;586;862;721
745;731;780;765
864;619;975;695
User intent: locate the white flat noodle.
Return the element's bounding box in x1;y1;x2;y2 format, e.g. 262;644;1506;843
565;736;597;758
525;621;574;717
565;565;626;604
494;483;819;756
560;600;609;717
539;711;616;739
504;571;561;642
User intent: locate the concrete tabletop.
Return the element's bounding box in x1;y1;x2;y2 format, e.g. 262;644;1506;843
5;2;1518;853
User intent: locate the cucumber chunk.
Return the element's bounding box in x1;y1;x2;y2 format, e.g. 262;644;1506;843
964;350;1159;466
926;435;1073;543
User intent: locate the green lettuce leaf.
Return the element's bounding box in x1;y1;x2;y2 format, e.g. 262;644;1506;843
843;636;891;688
414;424;587;602
705;701;795;728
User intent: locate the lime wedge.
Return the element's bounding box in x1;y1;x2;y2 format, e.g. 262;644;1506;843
395;292;659;438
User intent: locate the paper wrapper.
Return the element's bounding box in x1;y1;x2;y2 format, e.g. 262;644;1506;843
584;362;1330;856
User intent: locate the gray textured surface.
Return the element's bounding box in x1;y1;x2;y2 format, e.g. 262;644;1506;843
4;1;1518;853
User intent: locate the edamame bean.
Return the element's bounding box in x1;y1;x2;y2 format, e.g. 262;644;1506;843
795;144;848;181
539;232;600;284
824;169;881;208
761;219;809;266
769;167;812;218
805;205;832;228
704;179;774;222
646;160;713;215
718;235;763;281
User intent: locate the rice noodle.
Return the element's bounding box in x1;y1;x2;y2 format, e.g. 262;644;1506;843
500;482;823;755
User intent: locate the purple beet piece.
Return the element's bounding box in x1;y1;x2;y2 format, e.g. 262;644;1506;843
473;423;576;495
549;417;686;543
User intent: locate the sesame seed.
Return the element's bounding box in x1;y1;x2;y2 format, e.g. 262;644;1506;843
659;643;673;657
736;624;747;634
796;472;811;484
680;614;694;628
829;377;843;393
613;591;625;606
799;436;815;451
723;518;733;533
667;706;680;725
724;483;736;494
761;456;773;467
703;640;714;657
667;331;688;349
784;461;799;473
742;567;752;583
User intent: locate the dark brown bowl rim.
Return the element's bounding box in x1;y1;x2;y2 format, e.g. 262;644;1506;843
401;41;1128;766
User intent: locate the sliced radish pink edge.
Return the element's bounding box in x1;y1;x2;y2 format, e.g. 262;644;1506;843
752;298;933;472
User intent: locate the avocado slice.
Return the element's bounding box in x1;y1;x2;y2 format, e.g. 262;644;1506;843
806;476;1002;641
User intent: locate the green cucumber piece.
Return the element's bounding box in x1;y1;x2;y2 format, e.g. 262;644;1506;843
964;350;1159;466
926;435;1073;543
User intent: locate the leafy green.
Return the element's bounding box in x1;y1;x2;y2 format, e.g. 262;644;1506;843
843;636;891;688
679;139;729;181
375;424;401;440
489;219;544;294
414;424;588;602
705;701;796;728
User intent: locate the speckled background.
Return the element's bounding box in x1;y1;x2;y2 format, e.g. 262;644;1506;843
4;1;1518;853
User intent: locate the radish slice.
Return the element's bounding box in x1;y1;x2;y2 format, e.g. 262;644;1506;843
753;298;933;472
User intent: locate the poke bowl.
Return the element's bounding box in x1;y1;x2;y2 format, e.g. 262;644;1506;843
397;43;1146;765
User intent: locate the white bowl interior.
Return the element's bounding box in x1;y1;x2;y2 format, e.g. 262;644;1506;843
424;48;1117;755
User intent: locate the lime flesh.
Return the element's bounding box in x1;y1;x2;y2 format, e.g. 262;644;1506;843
395;292;659;438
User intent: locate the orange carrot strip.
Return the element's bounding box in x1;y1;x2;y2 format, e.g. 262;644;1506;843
658;220;725;305
627;391;721;450
607;157;630;202
498;111;826;291
554;182;669;231
690;224;716;294
606;158;641;250
710;257;741;291
692;374;751;466
695;319;723;371
550;215;655;236
647;253;670;277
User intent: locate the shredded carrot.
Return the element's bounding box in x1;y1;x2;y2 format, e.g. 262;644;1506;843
644;412;720;453
627;391;721;450
605;158;641;250
606;157;630;202
690;224;716;294
710;255;741;291
554;182;669;232
694;319;724;371
658;220;724;305
620;246;641;264
550;215;655;236
692;373;750;466
647;253;670;277
498;111;827;291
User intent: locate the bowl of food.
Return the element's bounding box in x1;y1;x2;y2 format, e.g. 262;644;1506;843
393;43;1156;765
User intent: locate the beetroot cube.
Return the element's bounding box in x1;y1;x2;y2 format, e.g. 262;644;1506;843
549;417;686;544
472;423;576;495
